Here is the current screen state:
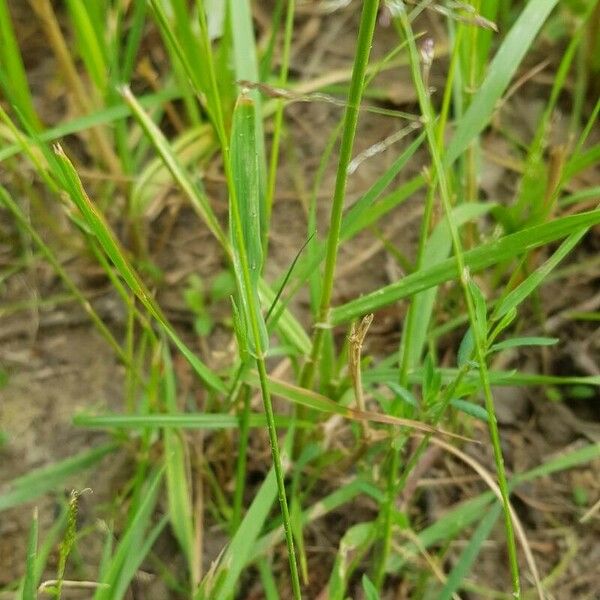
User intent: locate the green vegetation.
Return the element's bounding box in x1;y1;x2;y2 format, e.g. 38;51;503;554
1;0;599;598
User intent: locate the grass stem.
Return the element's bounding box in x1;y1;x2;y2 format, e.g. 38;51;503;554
299;0;381;390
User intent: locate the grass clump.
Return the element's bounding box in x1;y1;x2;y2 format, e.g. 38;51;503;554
1;1;600;598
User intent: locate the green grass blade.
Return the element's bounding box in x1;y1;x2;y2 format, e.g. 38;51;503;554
437;503;503;600
264;0;295;249
257;557;280;600
490;337;559;352
402;202;496;372
52;145;226;394
229;93;301;597
299;0;381;390
213;435;293;600
386;442;600;575
383;12;522;591
0;443;117;512
0;88;179;163
146;0;201;124
493;226;589;320
65;0;108;92
162;346;196;583
445;0;559;165
115;0;147;84
0;186;128;362
228;0;266;200
230;95;268;353
254;479;381;556
328;522;374;600
512;2;595;223
362;574;381;600
365;366;600;388
242;372;465;439
21;509;39;600
121;87;309;357
331;209;600;324
95;468;164;600
130;123;216;217
343;174;425;241
112;516;169;600
341;130;425;242
120;87;228;249
73;413;303;430
0;0;42;130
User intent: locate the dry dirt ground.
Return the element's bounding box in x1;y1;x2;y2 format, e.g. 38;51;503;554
1;2;600;598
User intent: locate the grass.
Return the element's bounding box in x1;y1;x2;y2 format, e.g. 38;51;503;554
1;0;600;598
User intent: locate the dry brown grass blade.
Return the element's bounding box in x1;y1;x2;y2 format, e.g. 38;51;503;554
256;373;477;443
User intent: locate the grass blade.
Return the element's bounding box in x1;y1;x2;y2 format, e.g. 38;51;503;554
121;86;227;249
95;468;163;600
73;413;303;430
331;209;600;324
21;509;39;600
437;503;503;600
0;443;117;512
493;226;591;320
0;0;42;130
230;95;268;353
299;0;381;390
401;202;496;372
445;0;560;165
211;433;294;600
162;346;196;584
52;144;227;394
229;94;300;597
243;372;470;441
